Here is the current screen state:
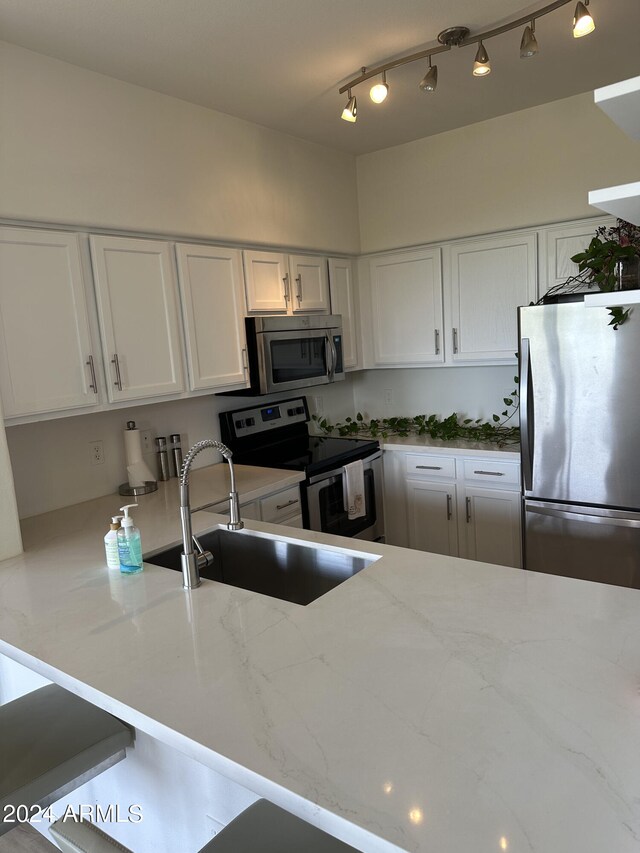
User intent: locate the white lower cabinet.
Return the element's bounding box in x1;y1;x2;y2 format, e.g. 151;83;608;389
386;449;521;568
406;480;459;557
206;484;302;528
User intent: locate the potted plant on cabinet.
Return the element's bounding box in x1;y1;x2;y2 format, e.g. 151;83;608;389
571;218;640;328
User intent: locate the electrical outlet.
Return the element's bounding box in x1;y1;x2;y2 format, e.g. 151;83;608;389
384;389;393;405
90;440;104;465
141;429;153;454
313;395;324;415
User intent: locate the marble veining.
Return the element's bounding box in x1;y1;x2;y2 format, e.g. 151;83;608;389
0;464;639;852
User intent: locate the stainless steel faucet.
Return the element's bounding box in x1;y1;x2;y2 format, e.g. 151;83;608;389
179;439;244;590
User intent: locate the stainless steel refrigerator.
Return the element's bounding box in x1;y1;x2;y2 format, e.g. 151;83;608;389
519;299;640;588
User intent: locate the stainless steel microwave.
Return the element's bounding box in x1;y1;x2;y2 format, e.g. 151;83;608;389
239;315;345;396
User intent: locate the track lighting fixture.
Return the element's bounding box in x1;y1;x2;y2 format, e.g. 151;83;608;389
338;0;596;121
370;71;389;103
472;41;491;76
341;89;357;123
520;21;539;58
573;1;595;37
419;56;438;92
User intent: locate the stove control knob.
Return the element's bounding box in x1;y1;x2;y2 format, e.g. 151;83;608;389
287;407;296;416
295;406;305;415
235;419;245;429
246;417;255;427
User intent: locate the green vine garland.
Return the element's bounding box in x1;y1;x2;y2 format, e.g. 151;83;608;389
312;378;520;447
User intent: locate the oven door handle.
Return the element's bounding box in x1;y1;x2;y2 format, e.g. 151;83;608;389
306;450;382;486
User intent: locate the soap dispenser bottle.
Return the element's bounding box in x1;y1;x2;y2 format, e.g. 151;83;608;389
118;504;143;575
104;516;123;570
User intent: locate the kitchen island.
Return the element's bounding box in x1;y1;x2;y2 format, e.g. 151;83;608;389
0;463;639;853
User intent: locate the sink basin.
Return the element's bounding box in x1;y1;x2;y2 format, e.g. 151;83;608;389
144;528;378;605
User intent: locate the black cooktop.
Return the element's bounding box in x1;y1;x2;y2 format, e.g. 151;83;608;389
231;434;380;477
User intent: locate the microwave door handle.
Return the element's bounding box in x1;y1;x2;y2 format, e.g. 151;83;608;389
325;332;335;380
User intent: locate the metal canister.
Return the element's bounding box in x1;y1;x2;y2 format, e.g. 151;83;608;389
155;436;171;481
170;433;183;478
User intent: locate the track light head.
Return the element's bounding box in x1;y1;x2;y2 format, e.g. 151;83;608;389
341;90;357;122
573;1;595;37
419;59;438;92
473;41;491;76
370;72;389;103
520;21;539;57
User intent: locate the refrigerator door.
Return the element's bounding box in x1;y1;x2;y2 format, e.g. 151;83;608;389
519;302;640;507
524;499;640;588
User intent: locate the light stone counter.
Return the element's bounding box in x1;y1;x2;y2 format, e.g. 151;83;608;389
381;435;519;459
1;462;640;853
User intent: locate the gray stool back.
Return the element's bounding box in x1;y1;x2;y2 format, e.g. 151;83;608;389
51;800;359;853
0;684;132;837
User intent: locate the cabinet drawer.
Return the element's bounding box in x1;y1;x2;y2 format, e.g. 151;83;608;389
462;459;520;486
405;454;456;480
261;485;302;522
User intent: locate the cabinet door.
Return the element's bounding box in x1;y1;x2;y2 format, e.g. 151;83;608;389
370;249;444;366
90;235;185;403
289;255;330;313
243;250;290;313
0;227;100;417
461;486;521;568
328;257;359;369
406;480;458;557
449;233;537;362
542;217;614;291
175;244;248;392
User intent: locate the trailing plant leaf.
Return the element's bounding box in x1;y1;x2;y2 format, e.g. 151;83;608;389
607;306;631;330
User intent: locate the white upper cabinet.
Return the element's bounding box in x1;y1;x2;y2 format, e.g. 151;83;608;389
328;257;359;369
448;232;537;362
243;250;290;313
0;227;100;417
90;235;185;403
369;249;444;366
288;255;330;313
541;217;614;292
175;244;249;392
243;250;330;314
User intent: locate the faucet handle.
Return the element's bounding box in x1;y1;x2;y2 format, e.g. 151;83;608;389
192;535;214;569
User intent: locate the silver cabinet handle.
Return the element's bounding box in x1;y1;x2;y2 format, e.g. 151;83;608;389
111;353;123;391
452;327;459;354
295;274;302;304
473;470;505;476
282;273;290;303
434;329;440;355
466;496;471;523
276;499;299;510
86;355;98;394
241;348;248;373
416;465;442;470
446;493;452;521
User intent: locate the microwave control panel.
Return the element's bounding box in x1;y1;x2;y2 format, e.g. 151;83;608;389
221;397;309;440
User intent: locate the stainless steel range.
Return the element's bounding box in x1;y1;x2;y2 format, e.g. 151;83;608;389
219;397;384;541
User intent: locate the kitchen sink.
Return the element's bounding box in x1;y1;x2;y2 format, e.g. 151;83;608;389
144;528;378;605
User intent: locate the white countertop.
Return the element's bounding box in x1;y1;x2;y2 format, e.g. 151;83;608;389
381;435;519;459
1;462;639;853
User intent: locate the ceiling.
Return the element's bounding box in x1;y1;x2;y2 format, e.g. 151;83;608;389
1;0;639;155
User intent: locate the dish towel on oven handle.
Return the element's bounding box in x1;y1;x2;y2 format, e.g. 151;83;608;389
343;459;366;520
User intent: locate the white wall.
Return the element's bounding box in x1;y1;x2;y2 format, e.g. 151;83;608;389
0;41;360;255
0;392;22;558
357;92;640;253
6;377;357;519
351;366;518;424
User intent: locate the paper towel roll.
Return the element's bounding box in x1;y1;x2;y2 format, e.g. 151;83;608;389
124;423;156;487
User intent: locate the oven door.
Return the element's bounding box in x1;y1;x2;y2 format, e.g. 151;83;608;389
305;452;384;541
257;328;344;394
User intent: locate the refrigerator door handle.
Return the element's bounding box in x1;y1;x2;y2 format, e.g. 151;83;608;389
527;502;640;529
520;337;533;492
